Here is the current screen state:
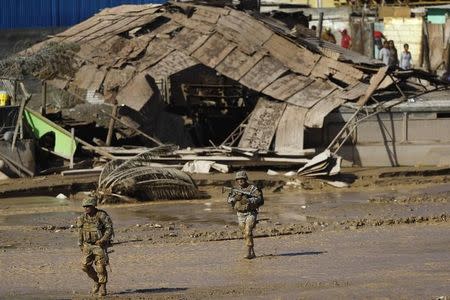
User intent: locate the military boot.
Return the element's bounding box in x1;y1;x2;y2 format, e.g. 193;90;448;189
244;246;256;259
98;284;107;296
91;282;100;294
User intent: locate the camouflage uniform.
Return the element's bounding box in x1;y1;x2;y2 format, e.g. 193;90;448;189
227;171;263;259
77;198;113;296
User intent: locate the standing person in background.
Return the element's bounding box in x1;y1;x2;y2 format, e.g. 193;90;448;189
388;40;399;68
400;43;412;70
378;40;390;66
321;28;336;44
373;30;387;59
340;29;352;49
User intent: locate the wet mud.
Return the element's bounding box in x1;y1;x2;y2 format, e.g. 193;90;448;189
1;172;450;298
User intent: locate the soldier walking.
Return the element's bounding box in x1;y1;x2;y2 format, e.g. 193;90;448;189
77;198;114;296
227;171;264;259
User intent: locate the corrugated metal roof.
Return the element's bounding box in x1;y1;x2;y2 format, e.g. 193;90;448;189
0;0;166;29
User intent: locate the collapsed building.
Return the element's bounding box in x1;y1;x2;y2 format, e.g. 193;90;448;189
1;1;450;184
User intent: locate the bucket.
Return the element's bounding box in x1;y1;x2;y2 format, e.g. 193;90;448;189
0;91;9;107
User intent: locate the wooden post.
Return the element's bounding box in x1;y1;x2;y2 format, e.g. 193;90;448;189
41;81;47;116
318;12;324;40
70;128;75;169
106;105;117;146
423;18;431;73
12;80;17;106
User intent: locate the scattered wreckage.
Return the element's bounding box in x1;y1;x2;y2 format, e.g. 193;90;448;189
0;2;449;201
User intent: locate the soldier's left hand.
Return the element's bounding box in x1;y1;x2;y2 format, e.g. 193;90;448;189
95;240;103;246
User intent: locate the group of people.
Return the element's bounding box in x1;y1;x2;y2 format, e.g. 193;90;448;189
311;25;413;70
375;31;412;69
311;25;352;50
77;170;263;296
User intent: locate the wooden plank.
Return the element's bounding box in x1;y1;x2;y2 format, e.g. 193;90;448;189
311;56;364;84
239;56;288;92
215;48;265;81
73;65;106;92
216;11;273;55
191;7;221;24
116;72;154;111
170;28;209;54
286;79;335;108
304;90;346;128
428;23;445;71
137;38;174;71
98;4;161;16
191;33;237;68
262;73;313;101
275;104;307;154
170;13;215;34
66;19;118;43
57;17;103;38
340;82;369;101
146;50;199;80
238;98;286;150
263;34;319;76
356;66;388;106
103;65;136;93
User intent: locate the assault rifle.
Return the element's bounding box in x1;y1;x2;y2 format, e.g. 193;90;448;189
222;186;254;197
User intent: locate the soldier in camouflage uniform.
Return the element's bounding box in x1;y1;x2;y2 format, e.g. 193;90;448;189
227;171;264;259
77;198;113;296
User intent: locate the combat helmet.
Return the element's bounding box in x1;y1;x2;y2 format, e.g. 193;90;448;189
82;197;97;207
235;171;248;180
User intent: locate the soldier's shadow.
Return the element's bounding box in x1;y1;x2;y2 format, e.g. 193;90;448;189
259;251;326;258
115;287;188;295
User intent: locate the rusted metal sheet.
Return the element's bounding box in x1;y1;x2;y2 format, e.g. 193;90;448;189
275;104;307;153
286;79;335;108
215;49;265;81
137;38;174;72
356;66;388;106
239;56;288;92
170;28;209;54
262;74;313;101
191;33;237;68
263;34;319;76
238;98;286;150
116;72;154;111
146;50;199;80
216;10;273;55
304;90;346;128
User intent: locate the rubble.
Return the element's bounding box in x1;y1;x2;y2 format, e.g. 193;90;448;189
0;2;449;199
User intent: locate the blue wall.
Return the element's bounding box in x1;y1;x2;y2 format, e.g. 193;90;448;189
0;0;166;29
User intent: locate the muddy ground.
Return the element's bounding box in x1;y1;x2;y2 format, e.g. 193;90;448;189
1;169;450;299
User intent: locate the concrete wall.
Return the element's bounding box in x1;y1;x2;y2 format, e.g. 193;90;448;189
320;109;450;167
383;17;422;66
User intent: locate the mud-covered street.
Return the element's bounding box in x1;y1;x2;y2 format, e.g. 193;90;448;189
1;172;450;299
